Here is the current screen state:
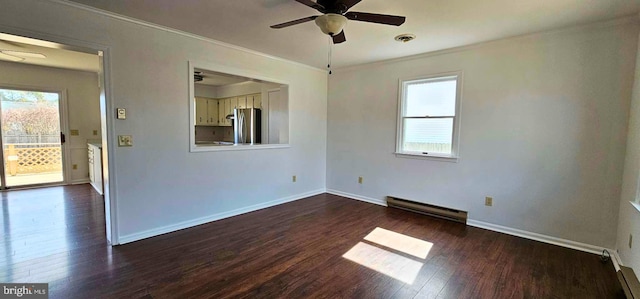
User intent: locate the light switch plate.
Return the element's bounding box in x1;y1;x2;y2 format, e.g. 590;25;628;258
116;108;126;119
70;129;79;136
118;135;132;147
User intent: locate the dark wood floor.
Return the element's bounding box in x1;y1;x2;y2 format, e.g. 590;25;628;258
0;185;623;298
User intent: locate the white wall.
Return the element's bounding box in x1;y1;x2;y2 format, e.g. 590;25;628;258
0;0;327;242
0;61;101;183
327;20;639;248
617;28;640;272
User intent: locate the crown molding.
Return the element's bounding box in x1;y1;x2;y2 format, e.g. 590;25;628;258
335;14;640;73
48;0;325;73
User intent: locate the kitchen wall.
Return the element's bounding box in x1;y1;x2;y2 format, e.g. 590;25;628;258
0;0;327;243
194;84;217;98
194;126;228;142
0;61;101;183
327;19;639;249
617;28;640;272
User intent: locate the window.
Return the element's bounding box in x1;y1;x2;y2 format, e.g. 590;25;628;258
396;72;462;160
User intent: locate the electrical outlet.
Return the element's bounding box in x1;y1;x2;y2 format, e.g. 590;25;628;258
630;234;633;249
93;130;98;136
485;196;493;206
118;135;133;147
358;176;363;184
72;164;77;170
292;175;296;183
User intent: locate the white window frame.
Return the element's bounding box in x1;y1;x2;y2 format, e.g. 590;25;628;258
395;71;463;162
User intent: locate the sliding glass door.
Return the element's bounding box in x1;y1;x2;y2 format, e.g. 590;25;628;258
0;88;64;188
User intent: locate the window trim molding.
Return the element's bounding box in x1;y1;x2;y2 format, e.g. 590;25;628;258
395;71;463;159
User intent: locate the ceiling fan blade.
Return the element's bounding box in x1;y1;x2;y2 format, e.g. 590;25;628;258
270;16;319;29
340;0;362;11
0;50;46;59
344;11;406;26
332;30;346;44
0;52;24;62
0;40;26;48
295;0;326;13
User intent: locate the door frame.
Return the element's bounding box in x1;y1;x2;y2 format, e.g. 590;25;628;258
0;84;71;188
0;27;120;245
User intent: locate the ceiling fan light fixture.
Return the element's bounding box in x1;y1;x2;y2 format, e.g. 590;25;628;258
315;14;347;36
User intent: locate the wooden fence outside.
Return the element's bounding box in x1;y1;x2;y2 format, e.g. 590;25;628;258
4;144;62;176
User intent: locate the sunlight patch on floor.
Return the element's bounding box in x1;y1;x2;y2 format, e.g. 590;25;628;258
342;242;423;284
364;227;433;259
342;227;433;284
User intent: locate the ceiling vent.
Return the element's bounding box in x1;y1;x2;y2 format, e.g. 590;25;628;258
394;34;416;43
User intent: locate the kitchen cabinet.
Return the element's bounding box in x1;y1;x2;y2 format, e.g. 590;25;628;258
249;93;262;109
203;94;263;127
229;97;238;111
207;99;218;125
216;98;233;127
224;97;238;126
218;99;226;126
196;97;219;126
195;97;208;125
88;143;103;195
237;96;247;109
223;98;232;126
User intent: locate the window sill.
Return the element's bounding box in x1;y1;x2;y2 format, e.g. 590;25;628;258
190;143;290;153
394;152;458;163
631;201;640;214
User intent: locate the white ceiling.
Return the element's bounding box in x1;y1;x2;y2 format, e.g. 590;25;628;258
68;0;639;69
0;37;99;73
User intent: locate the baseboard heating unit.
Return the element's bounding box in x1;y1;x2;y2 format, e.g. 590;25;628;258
618;266;640;299
386;196;468;224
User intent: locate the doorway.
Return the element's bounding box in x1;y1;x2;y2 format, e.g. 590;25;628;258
0;30;117;244
0;88;66;188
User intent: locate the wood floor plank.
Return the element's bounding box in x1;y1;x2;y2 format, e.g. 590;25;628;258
0;185;624;298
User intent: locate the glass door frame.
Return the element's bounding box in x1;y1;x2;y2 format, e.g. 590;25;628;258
0;85;70;190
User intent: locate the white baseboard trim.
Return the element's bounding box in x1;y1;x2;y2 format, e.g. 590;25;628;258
467;219;614;256
326;189;387;206
70;179;90;185
612;250;623;271
326;189;616;258
118;188;326;244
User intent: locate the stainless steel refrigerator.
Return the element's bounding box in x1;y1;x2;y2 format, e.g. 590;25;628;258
233;108;261;145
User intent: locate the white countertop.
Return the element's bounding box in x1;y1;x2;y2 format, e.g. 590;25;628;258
88;142;102;149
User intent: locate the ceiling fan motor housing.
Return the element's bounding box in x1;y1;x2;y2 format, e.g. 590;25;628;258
315;13;347;36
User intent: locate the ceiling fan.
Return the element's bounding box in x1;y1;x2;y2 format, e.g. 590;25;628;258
270;0;406;44
194;71;204;82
